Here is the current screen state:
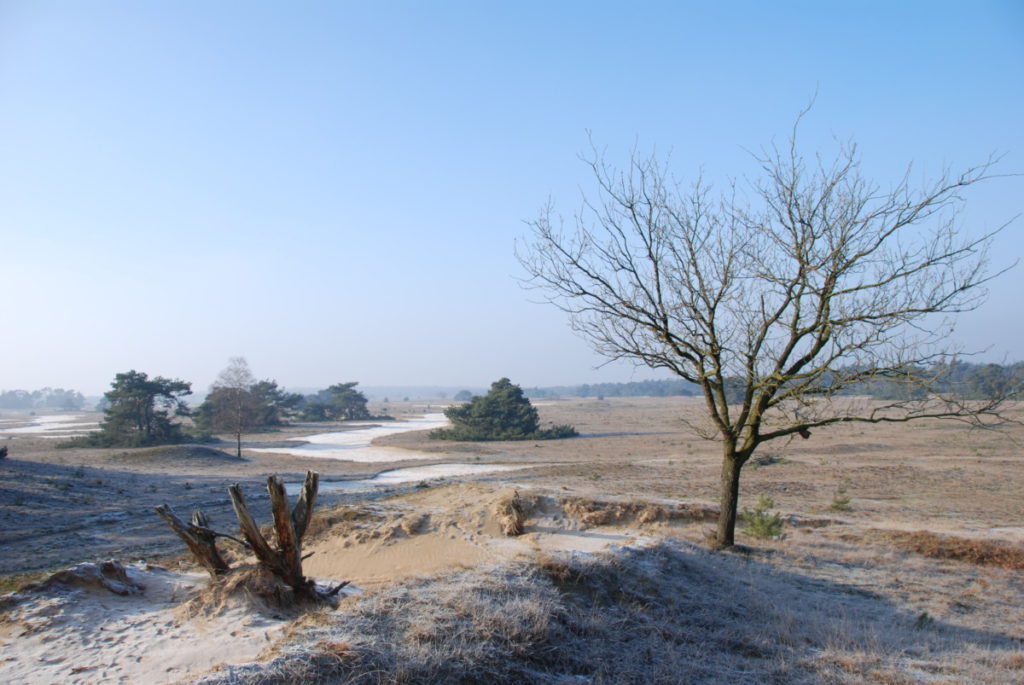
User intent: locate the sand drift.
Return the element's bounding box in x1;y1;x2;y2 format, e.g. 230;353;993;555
0;414;99;438
288;463;530;496
251;413;450;462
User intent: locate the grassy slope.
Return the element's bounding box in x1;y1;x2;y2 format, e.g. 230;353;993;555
194;539;1023;685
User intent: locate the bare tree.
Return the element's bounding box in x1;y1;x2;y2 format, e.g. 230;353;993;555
208;357;259;459
518;117;1015;548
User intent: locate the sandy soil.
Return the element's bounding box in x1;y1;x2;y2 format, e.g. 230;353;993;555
0;562;294;684
2;398;1023;683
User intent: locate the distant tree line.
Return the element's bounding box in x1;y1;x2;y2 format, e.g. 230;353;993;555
42;359;1024;451
0;388;86;410
524;361;1023;402
856;361;1024;402
61;358;379;450
525;379;698;399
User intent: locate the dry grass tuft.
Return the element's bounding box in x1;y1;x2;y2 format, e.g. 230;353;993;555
494;490;526;536
874;530;1024;569
533;553;582;588
560;496;670;527
181;566;317;619
996;652;1024;670
312;639;358;664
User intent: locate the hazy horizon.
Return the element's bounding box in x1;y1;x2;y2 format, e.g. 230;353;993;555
3;2;1022;397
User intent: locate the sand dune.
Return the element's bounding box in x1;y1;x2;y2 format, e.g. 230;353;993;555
0;482;651;683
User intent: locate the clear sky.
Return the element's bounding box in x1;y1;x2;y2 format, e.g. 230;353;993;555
2;1;1022;396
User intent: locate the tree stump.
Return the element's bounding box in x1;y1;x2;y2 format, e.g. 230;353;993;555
157;470;346;601
228;472;318;593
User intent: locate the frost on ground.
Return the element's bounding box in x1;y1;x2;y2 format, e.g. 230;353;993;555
2;482;1023;684
0;561;290;684
192;538;1024;685
3;399;1024;684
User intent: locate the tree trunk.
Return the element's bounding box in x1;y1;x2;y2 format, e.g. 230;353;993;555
291;470;319;539
228;474;318;593
155;505;230;577
228;482;281;565
267;476;304;588
235;401;243;458
715;451;743;548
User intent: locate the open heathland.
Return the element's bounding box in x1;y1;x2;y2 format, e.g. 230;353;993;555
1;397;1023;683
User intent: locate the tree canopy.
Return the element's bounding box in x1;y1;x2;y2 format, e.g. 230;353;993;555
519;114;1014;547
73;370;192;447
195;358;304;457
301;382;371;422
431;378;577;441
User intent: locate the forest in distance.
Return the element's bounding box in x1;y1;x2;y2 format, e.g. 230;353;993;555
2;359;1022;412
526;360;1024;401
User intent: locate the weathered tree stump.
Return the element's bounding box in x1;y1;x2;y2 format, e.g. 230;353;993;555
157;470;346;601
155;505;231;577
228;472;318;592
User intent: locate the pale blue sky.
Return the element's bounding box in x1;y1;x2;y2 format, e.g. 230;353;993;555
2;1;1022;395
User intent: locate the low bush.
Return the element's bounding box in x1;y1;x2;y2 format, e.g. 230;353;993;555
430;378;577;441
742;494;784;540
829;483;852;512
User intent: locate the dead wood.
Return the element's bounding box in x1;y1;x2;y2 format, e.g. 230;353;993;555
227;482;279;565
291;470;319;539
155;505;230;577
157;470;345;602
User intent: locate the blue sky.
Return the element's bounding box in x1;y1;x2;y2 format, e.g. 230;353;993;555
2;1;1022;395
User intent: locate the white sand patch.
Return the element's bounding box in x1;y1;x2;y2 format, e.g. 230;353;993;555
251;413;449;462
989;526;1024;540
31;434;94;439
0;564;289;684
506;527;638;554
0;414;99;437
302;463;531;495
